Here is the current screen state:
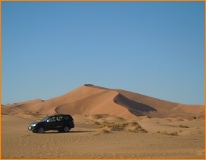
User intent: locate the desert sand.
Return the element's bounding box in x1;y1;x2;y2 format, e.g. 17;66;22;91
1;84;205;158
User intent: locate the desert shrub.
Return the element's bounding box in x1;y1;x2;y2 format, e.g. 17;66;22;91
99;128;112;134
101;122;127;131
179;124;189;128
129;127;148;133
160;131;178;136
169;132;178;136
87;120;102;126
93;120;148;133
130;121;139;126
93;121;101;126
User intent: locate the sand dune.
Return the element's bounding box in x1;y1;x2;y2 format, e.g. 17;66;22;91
2;84;204;119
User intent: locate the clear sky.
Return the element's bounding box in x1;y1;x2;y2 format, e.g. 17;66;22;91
2;2;204;105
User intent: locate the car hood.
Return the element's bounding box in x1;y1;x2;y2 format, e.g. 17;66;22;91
29;121;41;125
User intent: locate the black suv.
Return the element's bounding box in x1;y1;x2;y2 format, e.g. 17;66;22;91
28;114;74;133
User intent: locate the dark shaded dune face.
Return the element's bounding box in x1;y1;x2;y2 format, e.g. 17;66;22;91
115;89;179;108
113;93;157;116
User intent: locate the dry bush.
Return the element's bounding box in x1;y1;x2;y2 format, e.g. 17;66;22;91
93;121;101;126
86;120;102;126
179;124;189;128
93;120;148;133
95;128;112;135
157;131;178;136
169;132;178;136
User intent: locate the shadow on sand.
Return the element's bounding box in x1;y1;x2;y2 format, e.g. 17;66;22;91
114;93;157;116
42;130;95;134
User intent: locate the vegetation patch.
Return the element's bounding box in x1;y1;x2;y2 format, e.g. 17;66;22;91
179;124;189;128
157;131;178;136
92;120;148;133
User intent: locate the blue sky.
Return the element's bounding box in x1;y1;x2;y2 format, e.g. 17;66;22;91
2;2;204;105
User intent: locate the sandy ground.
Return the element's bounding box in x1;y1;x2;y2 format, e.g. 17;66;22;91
2;114;204;158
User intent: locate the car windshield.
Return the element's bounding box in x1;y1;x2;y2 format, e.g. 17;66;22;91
40;116;49;122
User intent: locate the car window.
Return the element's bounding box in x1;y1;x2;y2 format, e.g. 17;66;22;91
47;117;56;122
56;116;63;121
40;116;49;122
64;115;72;120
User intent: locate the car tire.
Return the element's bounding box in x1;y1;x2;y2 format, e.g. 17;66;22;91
37;127;45;134
63;126;70;132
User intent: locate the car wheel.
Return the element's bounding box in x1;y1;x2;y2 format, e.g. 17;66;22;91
63;126;70;132
37;127;45;134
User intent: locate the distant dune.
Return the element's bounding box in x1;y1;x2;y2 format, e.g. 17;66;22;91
2;84;204;119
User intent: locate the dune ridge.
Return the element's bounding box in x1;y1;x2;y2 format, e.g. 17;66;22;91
2;84;204;119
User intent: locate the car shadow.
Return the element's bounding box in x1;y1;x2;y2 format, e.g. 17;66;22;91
70;130;95;133
43;130;95;134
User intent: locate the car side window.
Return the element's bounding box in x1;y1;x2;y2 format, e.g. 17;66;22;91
56;116;63;122
47;117;56;122
64;116;69;120
64;115;72;121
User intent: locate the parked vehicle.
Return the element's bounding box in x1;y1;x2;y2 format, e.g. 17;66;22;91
28;114;74;133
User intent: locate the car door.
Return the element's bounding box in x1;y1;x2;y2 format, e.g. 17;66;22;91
44;116;59;130
55;115;65;129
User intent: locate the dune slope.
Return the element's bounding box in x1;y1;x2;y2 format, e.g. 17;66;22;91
2;84;204;119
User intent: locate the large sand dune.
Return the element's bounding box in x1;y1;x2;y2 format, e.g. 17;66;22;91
2;84;204;119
